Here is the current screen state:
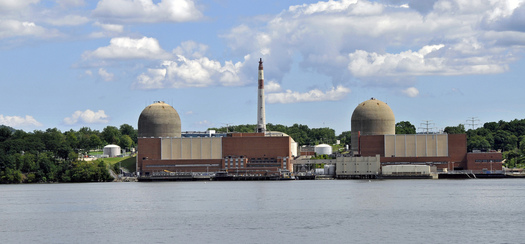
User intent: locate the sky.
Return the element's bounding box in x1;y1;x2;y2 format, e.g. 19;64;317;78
1;0;525;135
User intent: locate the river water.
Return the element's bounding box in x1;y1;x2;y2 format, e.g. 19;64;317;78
1;179;524;243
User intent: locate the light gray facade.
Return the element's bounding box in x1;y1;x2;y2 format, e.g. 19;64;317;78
336;155;381;178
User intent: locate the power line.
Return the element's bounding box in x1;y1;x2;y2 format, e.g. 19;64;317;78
418;120;435;134
466;117;480;130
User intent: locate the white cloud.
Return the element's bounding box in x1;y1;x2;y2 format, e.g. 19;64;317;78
56;0;85;8
0;0;39;11
63;109;109;125
173;41;209;58
45;15;89;26
0;19;60;39
265;80;282;92
98;68;114;81
348;44;446;77
0;115;43;128
349;44;508;77
401;87;419;97
92;0;203;23
266;86;351;104
222;0;523;89
133;52;251;89
83;36;170;60
94;22;124;33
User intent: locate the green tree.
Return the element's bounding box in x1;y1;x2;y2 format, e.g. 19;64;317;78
102;126;121;145
119;135;133;151
89;134;103;150
396;121;416;134
119;124;137;146
494;130;518;151
444;124;466;134
467;135;491;152
337;131;351;146
0;126;12;142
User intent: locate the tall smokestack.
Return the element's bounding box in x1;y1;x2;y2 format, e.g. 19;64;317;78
257;58;266;133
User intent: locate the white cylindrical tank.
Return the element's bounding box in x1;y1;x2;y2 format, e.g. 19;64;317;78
103;144;121;157
314;144;332;155
324;165;335;175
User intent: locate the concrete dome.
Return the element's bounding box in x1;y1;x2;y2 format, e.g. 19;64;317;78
351;98;395;153
138;101;181;138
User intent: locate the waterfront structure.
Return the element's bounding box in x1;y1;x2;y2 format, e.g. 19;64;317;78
136;60;294;178
337;98;503;179
335;155;381;179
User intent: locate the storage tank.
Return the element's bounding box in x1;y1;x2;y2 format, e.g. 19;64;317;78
314;144;332;155
351;98;395;153
324;164;335;175
103;144;121;157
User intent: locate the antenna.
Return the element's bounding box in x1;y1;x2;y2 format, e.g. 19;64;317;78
466;117;480;130
222;123;233;133
418;120;435;134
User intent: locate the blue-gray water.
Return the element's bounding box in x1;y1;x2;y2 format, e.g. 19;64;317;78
1;179;524;243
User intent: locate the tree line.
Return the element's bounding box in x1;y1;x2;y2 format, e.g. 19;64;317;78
3;118;525;183
209;123;339;145
0;124;137;183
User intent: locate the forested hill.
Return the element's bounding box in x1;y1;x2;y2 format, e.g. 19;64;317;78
0;125;137;184
444;119;525;168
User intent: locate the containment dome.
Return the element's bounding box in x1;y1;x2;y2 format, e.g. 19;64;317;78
138;101;181;138
351;98;395;153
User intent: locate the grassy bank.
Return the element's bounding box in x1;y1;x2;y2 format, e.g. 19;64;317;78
99;156;136;173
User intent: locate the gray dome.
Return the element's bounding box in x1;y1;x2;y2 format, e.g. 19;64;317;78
351;98;395;152
138;101;181;138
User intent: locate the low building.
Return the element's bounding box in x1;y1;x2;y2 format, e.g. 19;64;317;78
335;154;380;179
382;165;437;179
358;134;468;170
466;151;503;172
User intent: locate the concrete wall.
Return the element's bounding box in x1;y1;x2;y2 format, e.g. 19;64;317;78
161;137;222;160
336;155;381;176
358;134;468;170
384;134;448;157
382;165;432;175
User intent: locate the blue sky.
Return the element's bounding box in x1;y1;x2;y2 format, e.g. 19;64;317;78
1;0;525;135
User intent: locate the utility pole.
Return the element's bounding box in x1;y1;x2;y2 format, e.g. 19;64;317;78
419;120;435;134
222;123;233;133
466;117;480;130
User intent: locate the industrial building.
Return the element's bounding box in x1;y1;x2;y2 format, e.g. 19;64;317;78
136;59;296;179
135;58;503;180
343;98;503;178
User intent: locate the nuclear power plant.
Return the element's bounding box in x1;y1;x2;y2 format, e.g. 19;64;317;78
136;59;503;181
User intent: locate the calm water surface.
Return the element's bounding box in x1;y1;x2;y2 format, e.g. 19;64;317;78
1;179;524;243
